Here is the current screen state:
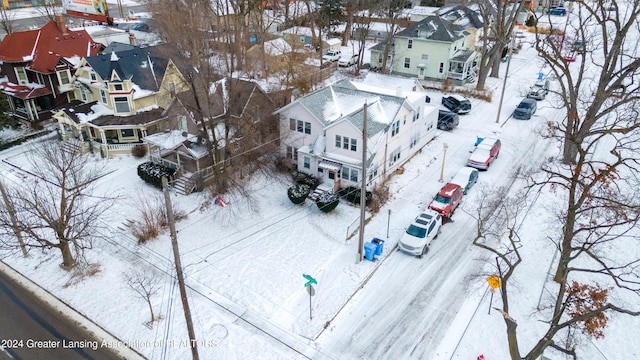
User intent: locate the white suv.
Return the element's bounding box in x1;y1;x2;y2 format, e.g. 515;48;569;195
397;210;442;257
322;50;342;62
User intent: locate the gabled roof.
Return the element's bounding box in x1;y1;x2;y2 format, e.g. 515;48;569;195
438;4;485;29
56;100;165;126
276;79;405;138
0;82;52;100
396;15;467;43
84;43;168;92
0;20;103;73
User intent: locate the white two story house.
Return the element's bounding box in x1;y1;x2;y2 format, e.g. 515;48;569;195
276;80;438;191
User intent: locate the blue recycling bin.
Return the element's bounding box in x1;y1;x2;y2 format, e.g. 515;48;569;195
372;238;385;255
363;242;377;261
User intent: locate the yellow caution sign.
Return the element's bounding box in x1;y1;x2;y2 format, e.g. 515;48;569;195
486;275;502;289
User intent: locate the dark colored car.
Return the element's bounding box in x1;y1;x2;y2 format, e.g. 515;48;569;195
441;95;471;114
438;110;459;130
513;98;537;120
549;7;567;16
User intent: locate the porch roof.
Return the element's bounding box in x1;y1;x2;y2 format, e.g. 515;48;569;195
144;130;196;150
0;81;52;100
449;49;475;63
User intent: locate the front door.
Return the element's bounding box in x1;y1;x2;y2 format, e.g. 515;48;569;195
325;170;336;190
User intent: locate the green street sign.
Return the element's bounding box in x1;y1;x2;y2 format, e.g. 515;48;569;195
303;274;317;287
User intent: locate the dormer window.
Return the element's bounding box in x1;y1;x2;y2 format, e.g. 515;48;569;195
114;83;123;91
15;67;28;85
58;70;70;85
90;73;97;81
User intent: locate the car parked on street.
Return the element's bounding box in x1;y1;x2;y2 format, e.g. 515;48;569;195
563;52;577;62
428;183;464;219
513;98;537;120
467;137;501;170
322;50;342;62
437;110;459;130
397;210;442;257
338;54;359;67
441;95;471;114
450;167;479;195
549;7;567;16
527;79;550;100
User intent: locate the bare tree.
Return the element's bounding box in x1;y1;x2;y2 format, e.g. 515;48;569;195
473;183;640;359
34;0;62;21
473;0;524;90
0;5;17;35
377;0;405;74
533;0;640;164
0;141;115;269
124;268;162;326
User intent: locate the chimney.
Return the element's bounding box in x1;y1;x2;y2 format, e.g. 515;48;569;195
55;15;68;35
129;32;137;46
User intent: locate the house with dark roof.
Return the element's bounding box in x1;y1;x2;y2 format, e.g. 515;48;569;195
51;42;191;157
143;77;279;194
370;15;479;84
0;16;104;127
275;80;438;192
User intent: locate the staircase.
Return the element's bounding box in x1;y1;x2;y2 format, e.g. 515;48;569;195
308;184;333;202
172;172;195;196
61;139;82;154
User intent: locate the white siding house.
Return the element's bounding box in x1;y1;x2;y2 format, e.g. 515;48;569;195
276;80;438;191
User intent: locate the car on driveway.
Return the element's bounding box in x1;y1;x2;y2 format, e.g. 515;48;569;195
397;210;442;257
338;54;359;67
438;110;459;130
441;95;471;114
428;183;464;219
322;50;342;62
513;98;537;120
549;7;567;16
527;79;550;100
467;137;501;170
450;167;479;195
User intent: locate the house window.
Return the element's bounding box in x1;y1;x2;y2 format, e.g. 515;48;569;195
303;156;311;169
410;131;420;148
368;166;379;182
90;72;97;81
121;129;135;138
336;135;357;151
335;135;341;148
286;146;298;161
80;87;87;101
439;62;444;74
389;148;401;165
114;83;123;91
114;96;130;113
36;72;45;85
179;115;188;131
341;166;358;182
391;120;400;136
100;89;107;103
15;67;28;85
350;138;357;151
421;54;428;60
408;39;413;49
169;82;175;95
58;70;70;85
67;92;76;101
404;57;410;69
378;53;383;63
293;120;311;134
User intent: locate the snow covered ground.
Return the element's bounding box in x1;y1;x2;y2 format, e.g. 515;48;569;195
1;2;639;360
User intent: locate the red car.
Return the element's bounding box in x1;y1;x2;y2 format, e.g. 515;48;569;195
467;138;502;170
428;183;464;219
564;52;577;62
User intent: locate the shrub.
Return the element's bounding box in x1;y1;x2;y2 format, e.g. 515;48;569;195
525;16;537;27
339;186;372;205
292;170;318;189
137;162;176;189
131;144;147;158
288;184;311;204
316;192;339;212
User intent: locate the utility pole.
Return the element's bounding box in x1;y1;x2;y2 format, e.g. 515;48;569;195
357;102;368;263
495;35;515;124
439;143;448;182
162;177;199;360
0;180;27;257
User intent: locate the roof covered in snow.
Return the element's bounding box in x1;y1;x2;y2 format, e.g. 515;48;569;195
397;15;467;43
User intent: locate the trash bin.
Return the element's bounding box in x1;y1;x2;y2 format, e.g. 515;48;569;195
363;242;377;261
372;238;385;256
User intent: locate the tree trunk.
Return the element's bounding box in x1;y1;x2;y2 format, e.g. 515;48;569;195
147;298;155;323
59;240;75;270
489;51;501;78
554;195;577;283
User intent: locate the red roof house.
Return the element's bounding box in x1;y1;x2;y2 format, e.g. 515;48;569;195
0;16;104;127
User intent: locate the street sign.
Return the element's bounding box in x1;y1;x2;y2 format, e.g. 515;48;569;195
303;274;317;287
306;285;315;296
486;275;502;289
